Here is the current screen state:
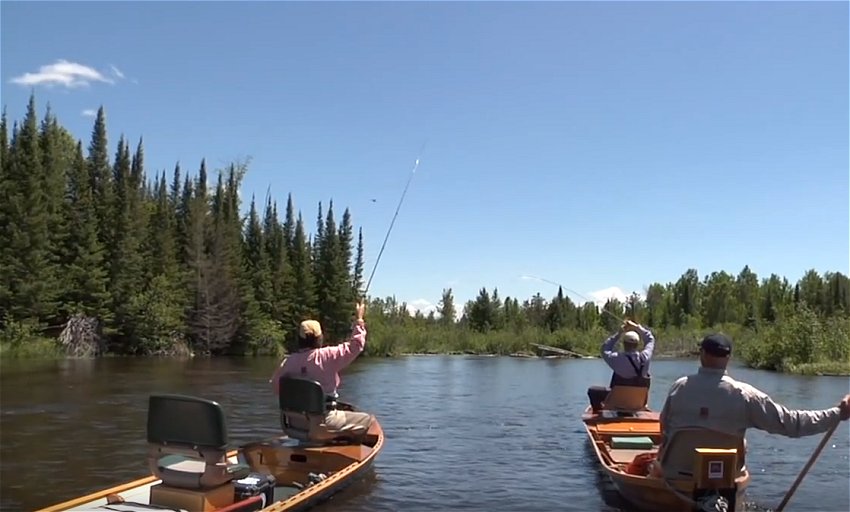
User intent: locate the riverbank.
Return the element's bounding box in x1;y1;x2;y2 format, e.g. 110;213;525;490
4;319;848;376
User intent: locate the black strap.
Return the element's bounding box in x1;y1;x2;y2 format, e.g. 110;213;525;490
625;353;644;377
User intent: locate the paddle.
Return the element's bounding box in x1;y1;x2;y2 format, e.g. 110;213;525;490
774;420;841;512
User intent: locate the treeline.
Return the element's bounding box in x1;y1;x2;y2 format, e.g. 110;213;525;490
1;95;847;375
362;267;850;374
0;95;364;356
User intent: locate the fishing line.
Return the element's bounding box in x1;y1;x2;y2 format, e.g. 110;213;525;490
362;141;427;298
520;274;627;324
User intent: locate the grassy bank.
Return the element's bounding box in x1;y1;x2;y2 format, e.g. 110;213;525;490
4;312;847;377
360;323;708;358
0;320;64;359
289;312;850;376
735;308;850;375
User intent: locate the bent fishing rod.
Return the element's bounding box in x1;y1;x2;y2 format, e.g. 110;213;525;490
361;142;427;300
520;274;628;324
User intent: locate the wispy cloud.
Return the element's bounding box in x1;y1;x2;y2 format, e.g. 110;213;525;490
10;59;122;88
81;109;97;118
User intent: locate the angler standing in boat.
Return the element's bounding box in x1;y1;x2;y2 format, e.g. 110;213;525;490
657;333;850;462
270;302;374;436
587;320;656;412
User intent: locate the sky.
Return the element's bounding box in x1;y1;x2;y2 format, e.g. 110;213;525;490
2;1;848;317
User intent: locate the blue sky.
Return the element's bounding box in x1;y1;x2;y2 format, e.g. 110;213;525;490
2;1;848;316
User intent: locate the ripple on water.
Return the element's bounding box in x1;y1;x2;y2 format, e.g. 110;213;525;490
1;356;849;512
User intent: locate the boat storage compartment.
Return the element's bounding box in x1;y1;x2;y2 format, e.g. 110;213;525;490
610;436;654;450
149;482;234;512
234;472;277;508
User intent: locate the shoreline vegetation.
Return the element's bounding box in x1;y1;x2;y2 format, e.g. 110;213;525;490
1;96;849;377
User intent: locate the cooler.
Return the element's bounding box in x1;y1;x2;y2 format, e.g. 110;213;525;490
234;472;277;509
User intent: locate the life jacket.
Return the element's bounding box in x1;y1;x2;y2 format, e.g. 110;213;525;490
625;452;658;476
609;352;651;388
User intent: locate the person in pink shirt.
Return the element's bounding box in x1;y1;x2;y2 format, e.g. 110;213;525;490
269;302;373;437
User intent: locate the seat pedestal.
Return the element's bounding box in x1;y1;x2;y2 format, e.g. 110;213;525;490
149;482;234;511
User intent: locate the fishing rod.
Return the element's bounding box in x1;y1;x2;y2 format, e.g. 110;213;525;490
361;142;427;299
520;274;628;324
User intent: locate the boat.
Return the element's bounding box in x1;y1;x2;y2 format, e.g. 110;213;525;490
581;385;751;512
38;377;384;512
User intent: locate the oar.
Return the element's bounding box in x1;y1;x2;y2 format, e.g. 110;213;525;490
774;420;841;512
361;141;427;300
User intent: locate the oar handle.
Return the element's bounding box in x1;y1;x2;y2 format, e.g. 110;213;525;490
775;420;841;512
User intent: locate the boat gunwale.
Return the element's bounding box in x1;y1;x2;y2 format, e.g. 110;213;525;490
581;405;751;511
256;419;385;512
35;416;385;512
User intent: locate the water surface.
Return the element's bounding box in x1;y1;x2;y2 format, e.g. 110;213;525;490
1;356;848;511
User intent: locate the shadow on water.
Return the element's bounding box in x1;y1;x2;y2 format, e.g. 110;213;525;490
1;355;848;511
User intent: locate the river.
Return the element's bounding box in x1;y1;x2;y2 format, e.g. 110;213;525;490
1;355;848;511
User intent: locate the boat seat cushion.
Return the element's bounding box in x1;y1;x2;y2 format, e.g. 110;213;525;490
153;452;250;489
281;410;370;444
611;436;654;450
603;386;649;411
156;454;250;477
146;394;248;489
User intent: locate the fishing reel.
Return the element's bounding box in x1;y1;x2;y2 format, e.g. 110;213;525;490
696;494;731;512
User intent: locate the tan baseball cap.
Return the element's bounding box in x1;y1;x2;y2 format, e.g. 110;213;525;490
623;331;640;344
299;320;322;338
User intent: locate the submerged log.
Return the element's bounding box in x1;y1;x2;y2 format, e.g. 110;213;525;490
530;343;594;359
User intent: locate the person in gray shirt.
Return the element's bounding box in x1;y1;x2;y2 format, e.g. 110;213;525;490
587;320;656;412
658;333;850;467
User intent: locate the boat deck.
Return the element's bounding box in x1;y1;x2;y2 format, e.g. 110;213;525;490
43;428;384;512
606;448;657;465
61;481;305;511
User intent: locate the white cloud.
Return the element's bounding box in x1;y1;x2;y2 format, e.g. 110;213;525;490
110;65;125;80
406;298;438;317
81;109;97;118
10;60;118;88
588;286;644;307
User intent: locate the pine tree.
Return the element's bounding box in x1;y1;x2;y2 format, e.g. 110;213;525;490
61;142;109;318
338;207;356;304
316;201;354;340
0;109;11;322
353;228;365;298
39;107;74;317
291;213;316;327
2;94;53;322
87;107;113;251
283;193;296;254
438;288;455;324
264;198;295;329
244;195;272;315
107;136;137;340
0;108;8;171
148;171;179;280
